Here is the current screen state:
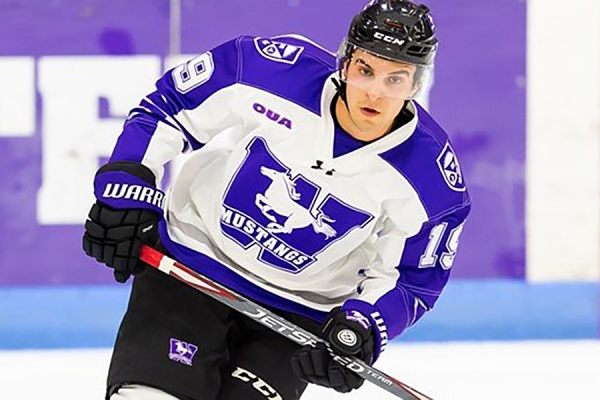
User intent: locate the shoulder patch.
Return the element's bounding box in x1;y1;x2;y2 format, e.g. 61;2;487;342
436;142;466;192
253;37;304;64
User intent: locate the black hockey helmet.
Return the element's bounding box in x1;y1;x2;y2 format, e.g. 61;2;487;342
342;0;438;67
333;0;438;101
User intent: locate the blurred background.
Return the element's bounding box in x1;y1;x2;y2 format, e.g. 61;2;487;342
0;0;598;399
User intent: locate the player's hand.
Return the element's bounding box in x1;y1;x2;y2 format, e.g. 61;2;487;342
290;308;375;393
83;201;160;283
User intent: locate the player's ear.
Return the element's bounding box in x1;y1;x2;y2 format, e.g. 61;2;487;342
342;58;351;80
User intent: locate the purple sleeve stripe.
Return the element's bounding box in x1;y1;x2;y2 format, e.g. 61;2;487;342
172;119;203;151
142;95;203;150
147;90;179;117
109;114;158;163
138;98;178;129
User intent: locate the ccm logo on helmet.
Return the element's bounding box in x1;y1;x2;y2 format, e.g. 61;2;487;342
374;32;404;46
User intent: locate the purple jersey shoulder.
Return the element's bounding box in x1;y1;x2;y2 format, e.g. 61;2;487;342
154;34;335;116
236;35;336;115
379;102;470;219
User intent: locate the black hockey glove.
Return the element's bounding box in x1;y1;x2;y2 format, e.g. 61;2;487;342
290;308;375;393
82;162;163;283
83;202;159;282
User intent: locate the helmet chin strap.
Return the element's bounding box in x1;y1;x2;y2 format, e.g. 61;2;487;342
332;74;366;138
331;75;349;111
331;66;368;137
332;46;352;111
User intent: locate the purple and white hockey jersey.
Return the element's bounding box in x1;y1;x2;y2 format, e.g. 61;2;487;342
98;35;471;358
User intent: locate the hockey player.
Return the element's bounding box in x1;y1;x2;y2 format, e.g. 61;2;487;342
83;1;471;399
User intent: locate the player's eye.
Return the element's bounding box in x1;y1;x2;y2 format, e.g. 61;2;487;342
387;75;406;85
358;67;373;77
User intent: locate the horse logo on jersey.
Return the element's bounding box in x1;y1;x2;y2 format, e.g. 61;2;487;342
256;166;337;239
221;137;373;273
436;142;466;192
254;37;304;64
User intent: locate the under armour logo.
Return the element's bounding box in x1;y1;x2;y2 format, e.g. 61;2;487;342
311;160;335;176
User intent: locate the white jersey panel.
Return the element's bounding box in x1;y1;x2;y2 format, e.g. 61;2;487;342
164;82;430;311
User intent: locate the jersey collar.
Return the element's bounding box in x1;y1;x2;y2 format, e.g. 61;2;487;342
316;73;419;171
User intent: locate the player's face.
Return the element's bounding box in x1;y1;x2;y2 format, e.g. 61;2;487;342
337;49;418;141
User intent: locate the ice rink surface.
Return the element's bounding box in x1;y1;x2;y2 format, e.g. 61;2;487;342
1;340;598;400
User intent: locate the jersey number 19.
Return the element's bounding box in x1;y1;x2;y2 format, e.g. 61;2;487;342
419;223;465;270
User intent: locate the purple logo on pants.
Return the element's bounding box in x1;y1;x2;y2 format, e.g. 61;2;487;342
169;338;198;366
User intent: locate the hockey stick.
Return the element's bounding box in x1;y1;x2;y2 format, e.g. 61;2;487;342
140;244;436;400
